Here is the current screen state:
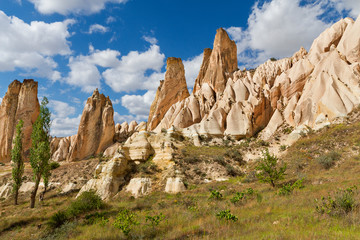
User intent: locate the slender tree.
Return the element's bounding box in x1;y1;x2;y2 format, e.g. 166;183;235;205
11;119;24;205
29;97;51;208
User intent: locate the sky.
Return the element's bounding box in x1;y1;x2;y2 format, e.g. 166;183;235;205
0;0;359;137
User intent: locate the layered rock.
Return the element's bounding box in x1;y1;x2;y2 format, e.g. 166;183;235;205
114;121;138;142
148;57;190;130
68;89;115;161
51;135;76;162
0;79;40;162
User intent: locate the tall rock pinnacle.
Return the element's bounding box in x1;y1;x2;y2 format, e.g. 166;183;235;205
194;28;238;94
0;79;40;162
147;57;190;130
68;89;115;161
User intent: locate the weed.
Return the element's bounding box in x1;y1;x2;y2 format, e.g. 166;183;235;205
216;210;238;222
113;209;139;236
316;151;341;169
145;213;165;227
209;189;223;200
213;155;226;166
67;191;104;217
47;211;68;229
280;145;288;151
49;162;60;170
278;178;304;196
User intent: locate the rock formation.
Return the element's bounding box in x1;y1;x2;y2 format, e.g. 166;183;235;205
147;57;190;130
68;89;115;161
51;135;76;162
0;79;40;162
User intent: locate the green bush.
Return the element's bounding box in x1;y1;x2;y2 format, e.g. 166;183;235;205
316;151;341;169
145;213;165;227
231;188;255;204
48;210;68;229
213;156;226;166
256;150;287;188
84;212;109;226
209;189;223;200
278;179;304;196
113;209;139;236
216;210;238;222
49;161;60;170
225;150;244;164
315;186;357;216
68;191;104;217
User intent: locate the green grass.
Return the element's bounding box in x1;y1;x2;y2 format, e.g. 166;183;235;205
2;120;360;239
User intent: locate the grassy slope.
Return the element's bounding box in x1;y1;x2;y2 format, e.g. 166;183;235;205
2;121;360;239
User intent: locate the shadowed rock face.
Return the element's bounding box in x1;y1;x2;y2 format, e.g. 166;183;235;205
68;89;115;161
147;57;190;131
0;79;40;162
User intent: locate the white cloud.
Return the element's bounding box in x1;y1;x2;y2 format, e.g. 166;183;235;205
183;53;203;88
143;36;158;45
88;24;109;34
51;115;81;137
113;112;145;124
49;100;76;118
331;0;360;18
0;11;74;81
227;0;331;68
112;99;121;105
65;47;121;92
121;90;156;117
106;16;116;24
103;45;165;92
28;0;128;15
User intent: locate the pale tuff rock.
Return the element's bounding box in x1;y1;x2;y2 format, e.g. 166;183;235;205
260;109;284;141
338;16;360;64
0;183;12;199
125;178;152;198
123;130;154;162
51;135;76;162
103;142;122;158
148;57;190;131
77;153;128;200
114;121;139;142
0;79;40;162
68;89;115;161
165;177;186;194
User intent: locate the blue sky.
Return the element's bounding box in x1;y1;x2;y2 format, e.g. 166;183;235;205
0;0;359;137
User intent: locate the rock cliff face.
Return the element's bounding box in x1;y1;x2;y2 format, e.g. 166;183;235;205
153;16;360;139
148;57;190;130
0;80;40;162
68;89;115;161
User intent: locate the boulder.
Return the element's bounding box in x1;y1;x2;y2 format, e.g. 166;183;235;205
165;177;186;194
125;178;152;198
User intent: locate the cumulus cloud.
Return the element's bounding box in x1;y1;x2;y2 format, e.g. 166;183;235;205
51;115;81;137
143;36;158;45
227;0;332;68
88;24;109;34
49;100;76;118
106;16;116;24
103;45;165;92
113;112;147;124
65;47;121;92
0;11;74;81
331;0;360;18
121;90;156;117
28;0;128;15
183;53;203;88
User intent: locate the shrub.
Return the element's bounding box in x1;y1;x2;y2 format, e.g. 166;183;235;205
49;161;60;170
213;156;226;166
48;211;68;229
278;179;304;196
68;191;104;217
216;210;238;222
256;150;287;188
113;209;139;236
316;151;341;169
145;213;165;227
84;212;108;226
279;145;287;152
315;186;357;216
209;189;223;200
231;188;255;204
225;150;244;164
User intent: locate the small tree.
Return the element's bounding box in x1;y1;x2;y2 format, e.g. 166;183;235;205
29;97;51;208
255;150;286;188
11;119;24;205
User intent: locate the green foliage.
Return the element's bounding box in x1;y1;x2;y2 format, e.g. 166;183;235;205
316;151;341;169
29;97;51;207
48;211;68;229
84;212;109;226
67;191;104;217
280;145;288;151
225;150;244;164
270;57;277;61
49;162;60;170
315;186;357;217
209;189;223;200
255;150;287;188
113;209;139;236
278;178;305;196
213;155;226;166
145;213;165;227
230;188;255;204
216;210;238;222
11;119;24;205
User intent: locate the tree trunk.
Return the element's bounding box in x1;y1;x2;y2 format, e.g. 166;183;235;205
30;176;40;208
14;189;18;205
271;180;275;188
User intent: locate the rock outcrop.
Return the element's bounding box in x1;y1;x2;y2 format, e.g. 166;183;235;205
68;89;115;161
0;79;40;162
148;57;190;131
126;178;152;198
151;15;360;140
51;135;76;162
